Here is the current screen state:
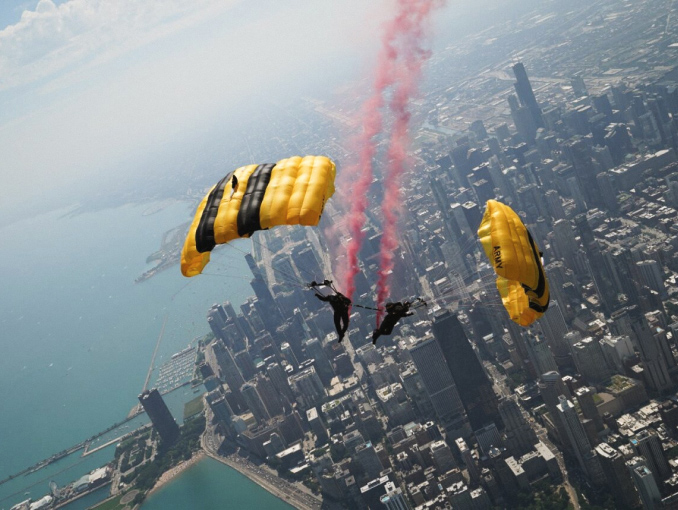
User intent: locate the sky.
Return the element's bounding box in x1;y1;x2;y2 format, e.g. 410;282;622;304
0;0;531;225
0;0;398;221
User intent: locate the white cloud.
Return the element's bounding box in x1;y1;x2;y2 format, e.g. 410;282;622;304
0;0;239;91
0;0;393;221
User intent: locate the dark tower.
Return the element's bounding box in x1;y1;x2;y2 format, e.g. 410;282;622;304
138;389;180;444
431;310;501;430
512;62;543;129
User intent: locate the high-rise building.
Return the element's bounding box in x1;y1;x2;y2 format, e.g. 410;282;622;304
599;335;634;374
206;388;235;429
210;339;247;411
571;338;611;384
408;334;471;439
618;306;674;392
575;387;604;433
474;423;503;457
538;300;571;367
525;330;558;376
240;382;270;425
596;172;619;214
254;375;285;418
431;311;500;430
455;437;480;483
380;481;411;510
138;389;179;444
354;441;383;481
512;62;544;129
631;429;671;482
509;94;538;144
636;260;668;299
304;337;335;386
556;397;605;485
430;440;457;473
280;342;300;369
595;443;640;509
266;362;295;408
234;349;256;381
400;365;435;421
627;457;661;510
498;396;537;456
307;407;329;445
289;365;326;409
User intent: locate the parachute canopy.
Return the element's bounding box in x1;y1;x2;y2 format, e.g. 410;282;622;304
181;155;336;277
477;199;549;326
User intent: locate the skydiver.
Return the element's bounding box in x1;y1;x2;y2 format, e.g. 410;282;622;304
372;301;414;345
310;280;351;343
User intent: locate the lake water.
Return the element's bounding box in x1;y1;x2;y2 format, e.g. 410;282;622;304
0;201;257;509
140;457;295;510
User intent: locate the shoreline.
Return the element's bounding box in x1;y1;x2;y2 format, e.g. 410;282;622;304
203;451;321;510
147;451;205;496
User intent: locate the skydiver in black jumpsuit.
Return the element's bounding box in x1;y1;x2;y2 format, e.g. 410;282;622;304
310;280;352;343
372;301;414;344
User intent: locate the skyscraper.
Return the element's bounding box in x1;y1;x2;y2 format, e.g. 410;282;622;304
498;396;537;456
266;362;295;408
538;300;571;367
240;382;270;425
380;481;411;510
595;443;640;509
636;260;669;299
512;62;544;129
627;457;661;510
408;334;471;439
254;375;285;418
431;311;500;430
138;389;179;444
571;338;611;385
556;397;605;485
631;429;671;482
304;337;335;386
288;365;326;409
525;330;558;376
210;339;247;411
575;387;604;433
620;306;674;392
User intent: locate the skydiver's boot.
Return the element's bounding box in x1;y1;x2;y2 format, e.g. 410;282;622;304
372;330;380;345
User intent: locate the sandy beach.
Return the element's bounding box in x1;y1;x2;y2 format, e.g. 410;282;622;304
148;451;205;496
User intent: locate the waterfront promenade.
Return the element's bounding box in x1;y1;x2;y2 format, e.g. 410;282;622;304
201;410;322;510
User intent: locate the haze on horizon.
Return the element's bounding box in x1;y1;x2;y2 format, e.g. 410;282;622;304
0;0;531;227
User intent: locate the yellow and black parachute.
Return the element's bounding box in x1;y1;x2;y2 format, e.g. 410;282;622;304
477;199;549;326
181;155;336;277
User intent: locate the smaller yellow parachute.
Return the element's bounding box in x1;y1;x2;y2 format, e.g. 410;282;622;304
181;155;336;277
477;199;549;326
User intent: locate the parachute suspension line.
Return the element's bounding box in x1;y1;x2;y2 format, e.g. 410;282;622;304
246;233;324;284
438;236;482;266
243;135;257;163
222;240;308;291
353;303;383;312
170;280;193;301
199;273;255;282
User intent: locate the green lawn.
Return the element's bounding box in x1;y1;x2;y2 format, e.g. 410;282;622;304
91;489;140;510
90;494;125;510
183;396;204;421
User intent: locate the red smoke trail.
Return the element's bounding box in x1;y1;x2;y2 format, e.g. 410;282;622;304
336;6;406;301
375;0;435;323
